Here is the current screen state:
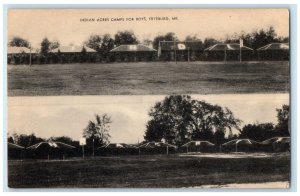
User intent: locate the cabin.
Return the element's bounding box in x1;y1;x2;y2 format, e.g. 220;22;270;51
110;44;157;62
257;43;289;61
204;43;254;61
51;45;97;63
7;46;33;65
157;41;203;61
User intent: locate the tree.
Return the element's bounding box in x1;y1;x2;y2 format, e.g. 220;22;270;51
9;133;45;148
152;32;178;50
85;34;102;52
101;34;115;60
114;30;138;46
9;36;30;48
144;95;241;146
240;123;275;141
190;100;241;142
40;38;51;55
49;40;60;50
251;26;277;49
83;114;112;148
185;35;202;42
275;104;290;136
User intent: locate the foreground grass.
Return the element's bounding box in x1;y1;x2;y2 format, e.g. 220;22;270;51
8;61;289;96
8;153;290;188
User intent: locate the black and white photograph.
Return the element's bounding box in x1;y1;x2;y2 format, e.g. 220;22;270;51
6;8;290;189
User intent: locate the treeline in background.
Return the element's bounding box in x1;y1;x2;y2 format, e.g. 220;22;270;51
7;26;289;65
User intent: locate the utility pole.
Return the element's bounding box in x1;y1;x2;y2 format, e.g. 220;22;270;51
187;47;190;63
158;41;161;60
92;138;95;158
82;145;85;159
174;41;177;64
224;46;227;62
29;43;32;66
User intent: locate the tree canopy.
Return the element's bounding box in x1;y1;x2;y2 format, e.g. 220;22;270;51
8;133;45;148
144;95;241;146
114;30;138;46
40;38;51;55
9;36;30;48
152;32;178;50
83;114;112;147
275;104;290;136
239;104;290;141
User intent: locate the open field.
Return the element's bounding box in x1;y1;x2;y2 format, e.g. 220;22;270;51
7;61;289;96
8;153;290;188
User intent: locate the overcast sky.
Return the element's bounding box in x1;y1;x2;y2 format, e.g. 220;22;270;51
7;9;289;48
8;94;289;143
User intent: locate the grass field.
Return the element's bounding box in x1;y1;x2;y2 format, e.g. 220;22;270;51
8;153;290;188
7;61;289;96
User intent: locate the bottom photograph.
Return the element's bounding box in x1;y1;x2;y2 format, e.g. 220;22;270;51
7;94;290;189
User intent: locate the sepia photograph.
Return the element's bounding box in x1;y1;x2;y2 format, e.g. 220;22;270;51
6;8;290;189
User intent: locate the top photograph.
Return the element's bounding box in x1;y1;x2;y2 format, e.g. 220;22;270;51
6;9;290;96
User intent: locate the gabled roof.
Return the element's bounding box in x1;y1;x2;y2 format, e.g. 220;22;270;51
51;45;96;53
7;46;31;54
181;140;215;147
110;44;156;52
204;43;253;51
98;143;137;149
159;41;203;51
257;43;289;50
27;141;75;150
8;142;25;149
222;139;259;146
260;137;290;145
139;142;177;148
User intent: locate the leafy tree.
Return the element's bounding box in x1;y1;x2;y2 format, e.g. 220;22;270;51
185;35;202;42
275;104;290;136
85;34;115;61
240;123;275;141
40;38;51;55
214;129;226;145
144;95;241;146
83;114;112;147
101;34;115;59
49;40;60;50
85;34;102;52
190;100;241;142
152;32;178;50
114;30;138;46
9;36;30;48
251;26;277;49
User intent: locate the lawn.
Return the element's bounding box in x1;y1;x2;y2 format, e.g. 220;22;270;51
7;61;289;96
8;153;290;188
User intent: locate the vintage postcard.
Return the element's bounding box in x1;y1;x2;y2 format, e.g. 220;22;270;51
6;8;290;189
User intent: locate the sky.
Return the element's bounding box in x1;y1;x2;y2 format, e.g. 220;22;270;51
8;94;289;143
7;9;289;48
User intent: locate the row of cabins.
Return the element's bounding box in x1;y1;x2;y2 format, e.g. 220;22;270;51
8;137;290;160
7;42;289;64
